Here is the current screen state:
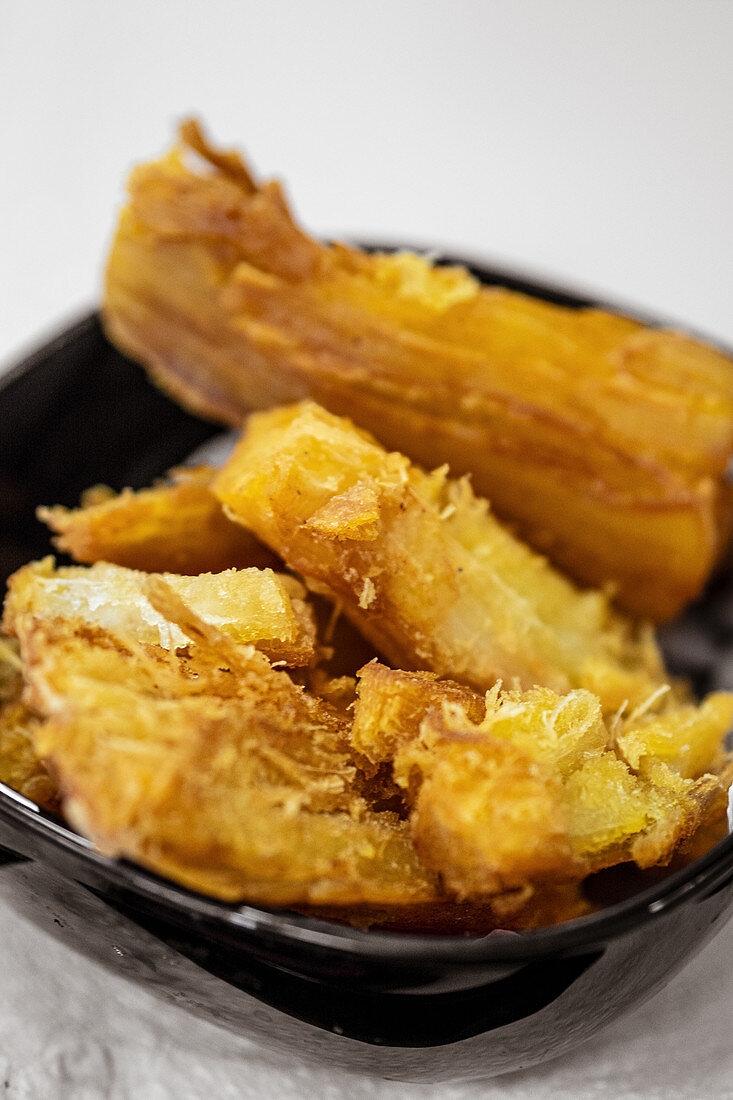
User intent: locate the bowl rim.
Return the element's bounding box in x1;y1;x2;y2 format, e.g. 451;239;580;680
2;261;732;967
2;779;732;964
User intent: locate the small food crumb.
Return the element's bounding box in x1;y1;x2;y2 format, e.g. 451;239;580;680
359;577;376;609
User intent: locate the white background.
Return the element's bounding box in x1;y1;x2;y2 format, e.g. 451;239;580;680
1;2;732;1097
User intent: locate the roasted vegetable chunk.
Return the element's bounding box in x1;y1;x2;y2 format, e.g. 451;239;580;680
38;464;276;574
103;120;733;619
215;401;666;711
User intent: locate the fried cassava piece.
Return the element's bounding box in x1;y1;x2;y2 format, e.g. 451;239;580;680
352;663;732;897
103;119;733;620
6;572;443;907
38;464;277;574
215;401;669;712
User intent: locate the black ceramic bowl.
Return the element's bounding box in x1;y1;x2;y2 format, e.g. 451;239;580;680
2;261;733;1084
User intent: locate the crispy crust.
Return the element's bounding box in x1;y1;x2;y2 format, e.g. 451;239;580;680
102;120;733;619
214;401;666;711
11;583;439;906
38;464;278;575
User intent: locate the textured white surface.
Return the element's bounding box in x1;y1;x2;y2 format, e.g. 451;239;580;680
1;894;733;1099
1;2;733;1096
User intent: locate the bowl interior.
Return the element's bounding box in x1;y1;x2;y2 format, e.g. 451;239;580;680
2;260;733;967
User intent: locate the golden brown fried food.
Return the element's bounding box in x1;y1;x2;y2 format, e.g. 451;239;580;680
39;696;436;906
4;535;729;918
0;698;60;812
214;401;667;711
353;665;733;794
103;120;733;620
399;717;580;895
37;464;277;574
351;660;486;764
614;691;733;779
349;663;733;894
4;557;316;668
301;594;381;716
392;688;729;897
0;636;21;704
0;639;59;812
15;591;438;906
0;697;59;812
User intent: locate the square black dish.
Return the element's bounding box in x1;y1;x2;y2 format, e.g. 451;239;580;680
2;260;733;1083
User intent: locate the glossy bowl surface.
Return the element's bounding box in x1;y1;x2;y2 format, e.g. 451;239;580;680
2;260;733;1082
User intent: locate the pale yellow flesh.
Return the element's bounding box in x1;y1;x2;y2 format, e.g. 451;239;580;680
3;557;317;668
